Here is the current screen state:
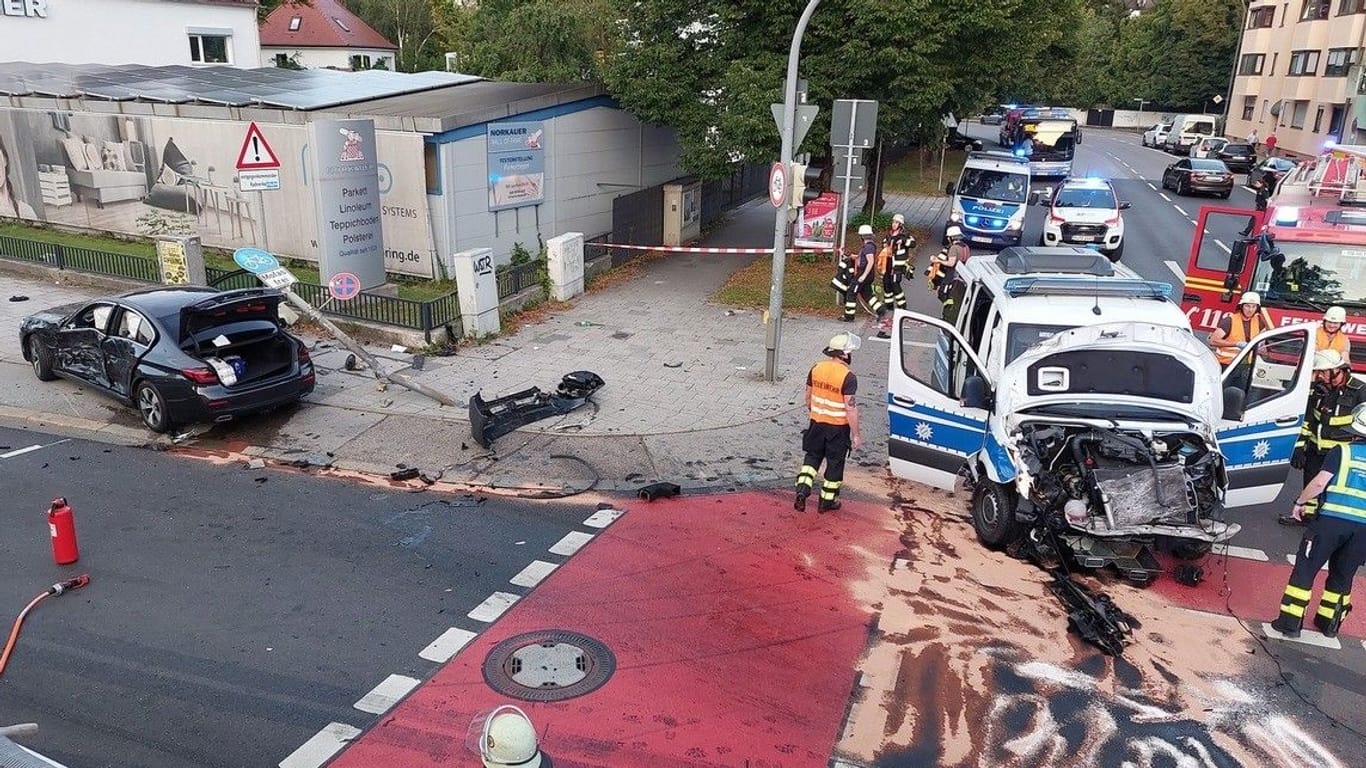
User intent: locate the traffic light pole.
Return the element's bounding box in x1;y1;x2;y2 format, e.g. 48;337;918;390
765;0;822;383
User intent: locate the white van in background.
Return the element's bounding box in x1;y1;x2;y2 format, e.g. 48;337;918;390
1164;114;1220;154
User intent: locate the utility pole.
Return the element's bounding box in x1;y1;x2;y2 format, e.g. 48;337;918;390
765;0;822;384
1133;98;1149;133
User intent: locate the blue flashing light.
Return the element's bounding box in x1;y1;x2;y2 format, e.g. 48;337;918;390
1014;148;1028;157
1325;139;1338;150
966;215;980;225
1273;206;1300;226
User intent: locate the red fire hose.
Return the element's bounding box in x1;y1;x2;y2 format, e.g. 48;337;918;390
0;575;91;679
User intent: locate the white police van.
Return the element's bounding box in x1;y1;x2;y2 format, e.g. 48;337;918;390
887;246;1316;581
945;151;1030;248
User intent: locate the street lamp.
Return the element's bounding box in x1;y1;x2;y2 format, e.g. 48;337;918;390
1133;98;1150;133
765;0;822;383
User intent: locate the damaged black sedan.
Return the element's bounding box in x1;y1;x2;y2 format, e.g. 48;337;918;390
20;287;314;433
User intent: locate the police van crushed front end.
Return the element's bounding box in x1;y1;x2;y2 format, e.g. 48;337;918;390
890;316;1317;584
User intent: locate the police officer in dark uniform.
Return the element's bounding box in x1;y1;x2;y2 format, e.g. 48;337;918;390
1284;349;1366;525
1272;402;1366;639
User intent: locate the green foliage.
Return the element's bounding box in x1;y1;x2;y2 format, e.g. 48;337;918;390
509;241;534;265
346;0;442;72
440;0;613;82
849;211;894;232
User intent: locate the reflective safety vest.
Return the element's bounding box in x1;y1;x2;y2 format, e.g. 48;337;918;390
875;243;892;276
809;359;852;425
1318;443;1366;524
1317;327;1351;360
887;230;913;272
1213;313;1268;365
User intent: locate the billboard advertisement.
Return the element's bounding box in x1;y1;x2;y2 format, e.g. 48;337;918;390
0;107;437;278
793;191;840;249
486;120;545;211
309;118;385;289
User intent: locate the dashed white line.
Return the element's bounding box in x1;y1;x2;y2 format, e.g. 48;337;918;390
468;591;520;622
278;723;361;768
0;445;42;459
354;674;421;715
1165;260;1186;281
1214;239;1231;253
582;508;624;528
1284;553;1329;571
510;559;558;588
1173;205;1190;217
1219;545;1269;561
549;531;594;556
1147;182;1157;190
1261;622;1343;650
1242;185;1255;193
419;627;477;662
1159;192;1171;201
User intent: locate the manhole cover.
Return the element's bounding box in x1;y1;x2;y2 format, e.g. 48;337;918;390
482;630;616;702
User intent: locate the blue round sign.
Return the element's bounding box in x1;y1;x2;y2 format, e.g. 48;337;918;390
328;272;362;301
233;247;279;275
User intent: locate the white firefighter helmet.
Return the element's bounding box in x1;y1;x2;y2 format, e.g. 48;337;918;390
891;213;905;225
1351;402;1366;437
466;705;542;768
857;224;874;236
827;332;862;353
1313;349;1349;371
1237;291;1261;307
945;225;963;240
1325;306;1347;323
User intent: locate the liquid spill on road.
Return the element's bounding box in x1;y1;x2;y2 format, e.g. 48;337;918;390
834;480;1347;768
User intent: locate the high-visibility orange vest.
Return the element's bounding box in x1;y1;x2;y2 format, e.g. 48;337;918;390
1318;326;1351;360
1214;313;1268;365
875;244;892;275
809;359;852;425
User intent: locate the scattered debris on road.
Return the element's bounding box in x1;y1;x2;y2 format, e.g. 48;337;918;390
469;371;605;448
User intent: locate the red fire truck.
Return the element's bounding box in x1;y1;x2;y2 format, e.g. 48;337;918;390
1182;144;1366;369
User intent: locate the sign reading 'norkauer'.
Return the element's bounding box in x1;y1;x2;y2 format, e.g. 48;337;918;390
1;1;48;18
486;121;545;212
309;118;385;290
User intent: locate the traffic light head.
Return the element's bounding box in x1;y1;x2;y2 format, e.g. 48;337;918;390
789;161;827;209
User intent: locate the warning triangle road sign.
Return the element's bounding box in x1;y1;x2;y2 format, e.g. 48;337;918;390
236;122;281;170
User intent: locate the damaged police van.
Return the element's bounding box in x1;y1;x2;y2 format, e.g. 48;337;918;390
888;247;1317;582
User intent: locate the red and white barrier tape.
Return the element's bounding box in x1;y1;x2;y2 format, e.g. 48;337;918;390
591;242;833;255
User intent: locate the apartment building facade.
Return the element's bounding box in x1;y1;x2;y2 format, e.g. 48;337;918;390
1228;0;1366;157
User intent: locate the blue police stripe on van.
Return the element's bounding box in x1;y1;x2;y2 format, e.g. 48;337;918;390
1216;422;1299;469
888;398;986;456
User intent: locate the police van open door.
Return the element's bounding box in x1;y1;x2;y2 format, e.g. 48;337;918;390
1216;323;1317;507
888;311;991;489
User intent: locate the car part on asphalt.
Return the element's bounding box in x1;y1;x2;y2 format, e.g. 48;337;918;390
469;371;605;448
1018;527;1135;656
1;575;91;680
637;482;682;501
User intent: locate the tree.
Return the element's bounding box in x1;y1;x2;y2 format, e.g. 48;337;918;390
346;0;442;72
437;0;614;82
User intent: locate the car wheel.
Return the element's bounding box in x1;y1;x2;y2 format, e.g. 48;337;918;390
1219;190;1231;199
971;480;1021;551
1177;178;1190;196
1038;233;1047;247
1170;541;1211;560
134;380;175;434
27;335;56;382
1108;242;1124;262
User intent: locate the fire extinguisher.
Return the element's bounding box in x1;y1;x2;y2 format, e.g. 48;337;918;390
48;497;79;566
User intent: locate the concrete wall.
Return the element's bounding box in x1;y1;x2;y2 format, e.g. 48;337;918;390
261;47;395;71
0;0;260;67
433;104;684;266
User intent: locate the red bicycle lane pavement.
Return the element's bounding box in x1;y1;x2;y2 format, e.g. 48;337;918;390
328;490;903;768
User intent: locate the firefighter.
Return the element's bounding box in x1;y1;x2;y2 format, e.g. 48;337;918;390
884;213;914;311
1208;291;1273;368
1319;305;1353;362
1284;349;1366;525
831;247;856;321
1271;402;1366;639
926;225;969;304
849;224;877;318
795;332;862;514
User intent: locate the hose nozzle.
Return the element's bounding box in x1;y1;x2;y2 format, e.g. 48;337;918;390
50;574;91;596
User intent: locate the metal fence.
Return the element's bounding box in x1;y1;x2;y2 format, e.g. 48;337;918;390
496;260;543;298
0;234;159;282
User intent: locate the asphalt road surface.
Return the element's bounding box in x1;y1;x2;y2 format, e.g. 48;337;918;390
0;425;597;768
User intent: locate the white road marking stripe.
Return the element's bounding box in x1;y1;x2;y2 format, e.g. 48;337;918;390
1261;622;1343;650
1182;607;1242;625
1159;193;1171;201
0;445;43;459
510;559;558;588
1165;259;1185;281
582;508;624;528
468;591;520;622
1242;186;1255;193
1147;182;1157;190
1284;553;1329;571
1219;545;1269;561
354;674;421;715
419;627;477;663
549;531;594;556
278;723;361;768
1215;239;1231;253
1174;205;1190;217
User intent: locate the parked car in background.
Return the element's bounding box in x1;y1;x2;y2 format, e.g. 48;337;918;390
20;287;315;433
1162;158;1234;198
1247;156;1298;188
1143;122;1172;148
1190;137;1229;159
1163;114;1220;154
980;107;1008;125
1214;142;1258;172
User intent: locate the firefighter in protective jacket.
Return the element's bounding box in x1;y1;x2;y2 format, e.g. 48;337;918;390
1284;349;1366;525
883;213;914;310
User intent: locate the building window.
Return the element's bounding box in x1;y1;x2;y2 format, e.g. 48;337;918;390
1291;100;1310;128
349;54;372;70
1239;53;1266;75
1325;47;1359;76
1314;105;1325;131
334;17;352;33
1242;96;1257;120
1302;0;1331;19
188;34;231;64
289;16;302;32
1339;0;1366;14
1262;99;1270;120
424;143;441;195
1288;49;1321;75
1250;6;1276;26
1329;103;1347;136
